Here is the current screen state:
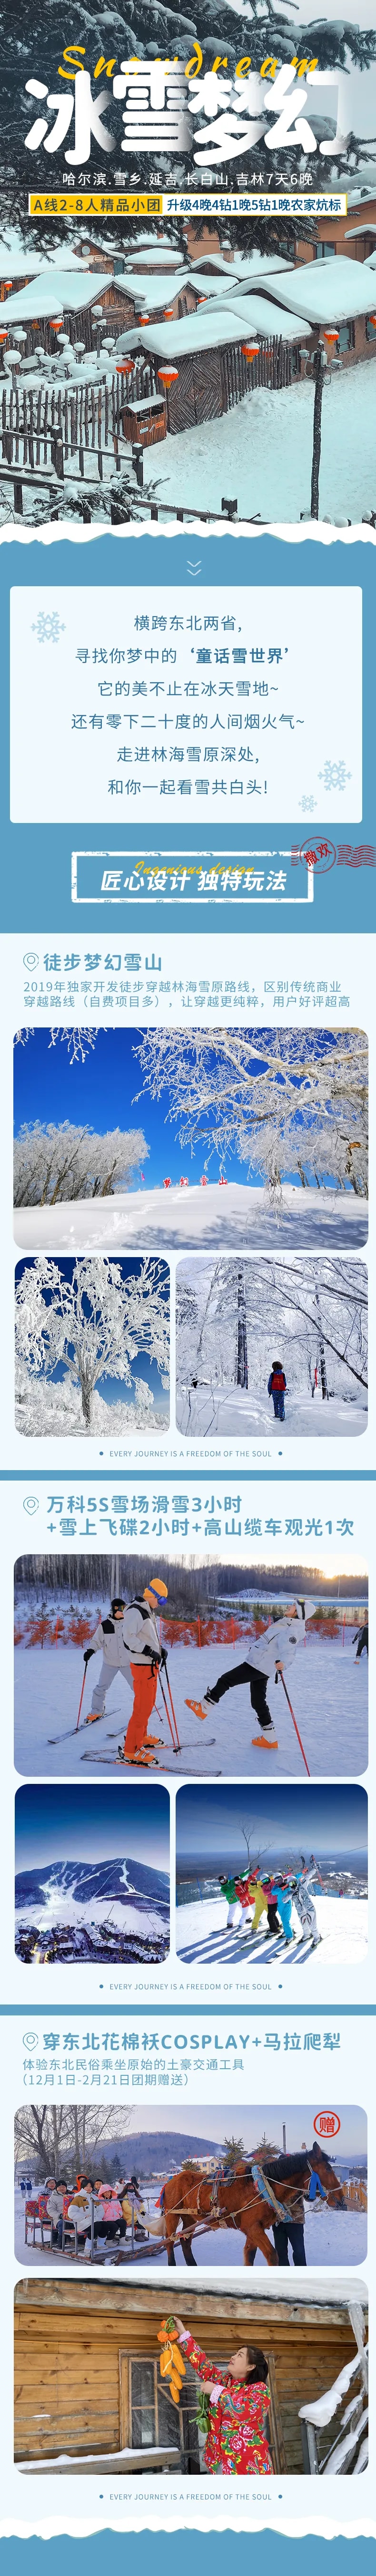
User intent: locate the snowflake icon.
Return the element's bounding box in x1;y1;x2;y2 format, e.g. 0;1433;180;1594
30;610;65;645
299;794;317;813
317;759;352;793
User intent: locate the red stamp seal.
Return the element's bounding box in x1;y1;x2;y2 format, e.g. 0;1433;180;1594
299;837;336;875
313;2111;341;2137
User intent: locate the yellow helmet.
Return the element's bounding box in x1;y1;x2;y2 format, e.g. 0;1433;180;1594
143;1578;168;1607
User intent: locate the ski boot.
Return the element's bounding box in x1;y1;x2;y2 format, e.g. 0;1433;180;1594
251;1733;278;1750
185;1698;208;1722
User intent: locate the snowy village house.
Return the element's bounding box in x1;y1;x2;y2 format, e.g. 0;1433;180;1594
14;2278;368;2477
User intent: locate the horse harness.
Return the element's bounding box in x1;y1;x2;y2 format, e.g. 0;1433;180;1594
177;2155;323;2237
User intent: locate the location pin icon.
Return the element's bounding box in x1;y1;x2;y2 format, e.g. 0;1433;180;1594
23;1496;39;1514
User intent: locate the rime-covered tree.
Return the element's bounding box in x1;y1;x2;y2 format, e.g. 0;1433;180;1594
14;1027;105;1065
15;1254;169;1432
176;1253;367;1404
14;1120;149;1207
135;1027;368;1208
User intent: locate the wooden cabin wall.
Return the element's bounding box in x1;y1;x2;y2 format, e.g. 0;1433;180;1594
14;2285;366;2472
164;338;297;434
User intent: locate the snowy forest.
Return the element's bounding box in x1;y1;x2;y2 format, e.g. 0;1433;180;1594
13;1025;368;1255
13;1123;149;1208
176;1254;368;1438
1;0;376;225
14;1254;170;1436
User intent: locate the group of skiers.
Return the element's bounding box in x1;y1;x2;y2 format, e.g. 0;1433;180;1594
218;1857;321;1948
78;1587;366;1766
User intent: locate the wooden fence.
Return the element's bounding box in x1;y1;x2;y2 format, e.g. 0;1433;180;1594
0;366;156;481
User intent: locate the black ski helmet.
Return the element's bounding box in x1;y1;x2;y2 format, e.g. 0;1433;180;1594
272;1360;282;1370
111;1597;125;1615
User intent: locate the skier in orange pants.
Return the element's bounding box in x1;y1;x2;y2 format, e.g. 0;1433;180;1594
123;1661;159;1763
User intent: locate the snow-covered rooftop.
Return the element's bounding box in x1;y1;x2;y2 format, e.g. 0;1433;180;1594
188;252;239;275
2;271;115;322
117;296;312;360
266;254;376;325
116;267;195;310
124;244;185;270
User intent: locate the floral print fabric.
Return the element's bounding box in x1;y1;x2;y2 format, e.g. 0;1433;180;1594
182;2334;273;2477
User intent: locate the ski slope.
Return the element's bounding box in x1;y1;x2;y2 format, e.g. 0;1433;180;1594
14;1630;368;1779
176;1892;367;1971
13;1186;368;1257
176;1385;367;1440
13;2184;366;2272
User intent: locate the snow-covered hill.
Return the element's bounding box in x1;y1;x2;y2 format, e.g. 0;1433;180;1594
13;1186;368;1257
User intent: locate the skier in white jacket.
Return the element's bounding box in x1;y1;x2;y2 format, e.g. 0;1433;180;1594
83;1582;168;1762
187;1601;306;1738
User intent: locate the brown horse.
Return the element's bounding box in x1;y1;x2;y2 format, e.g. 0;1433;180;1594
159;2146;345;2267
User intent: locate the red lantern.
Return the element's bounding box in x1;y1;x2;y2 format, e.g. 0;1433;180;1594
369;313;376;327
116;357;134;373
139;316;150;326
241;341;260;359
164;307;174;317
158;366;178;387
51;319;63;332
323;329;339;343
0;329;8;342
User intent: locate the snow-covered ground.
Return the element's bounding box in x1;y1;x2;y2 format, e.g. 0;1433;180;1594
139;361;376;526
14;2182;366;2272
3;360;375;530
14;1631;367;1779
176;1891;368;1970
176;1385;367;1440
13;1186;368;1257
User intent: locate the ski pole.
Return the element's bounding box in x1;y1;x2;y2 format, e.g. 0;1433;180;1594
157;1670;178;1755
159;1666;181;1754
163;1656;181;1753
75;1666;87;1733
278;1672;310;1778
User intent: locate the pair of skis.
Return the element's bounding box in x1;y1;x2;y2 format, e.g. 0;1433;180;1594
49;1653;181;1761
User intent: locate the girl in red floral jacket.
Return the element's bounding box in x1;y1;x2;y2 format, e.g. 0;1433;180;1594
172;2318;272;2477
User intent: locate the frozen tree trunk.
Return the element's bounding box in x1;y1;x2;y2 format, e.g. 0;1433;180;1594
315;1280;328;1397
237;1265;248;1389
80;1367;93;1429
310;350;324;523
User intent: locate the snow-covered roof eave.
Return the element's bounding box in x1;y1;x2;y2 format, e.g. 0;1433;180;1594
263;253;376;326
2;271;116;322
115;301;312;359
345;222;376;239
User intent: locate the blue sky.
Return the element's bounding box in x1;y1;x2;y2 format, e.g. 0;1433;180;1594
176;1783;367;1877
15;1255;169;1419
15;1782;169;1874
61;2103;366;2159
13;1027;356;1194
